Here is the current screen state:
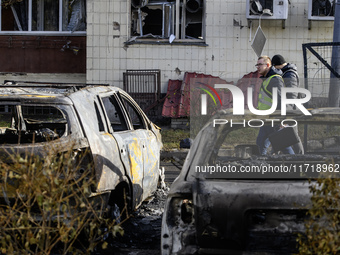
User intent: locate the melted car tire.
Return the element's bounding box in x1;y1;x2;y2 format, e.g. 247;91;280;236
107;182;132;221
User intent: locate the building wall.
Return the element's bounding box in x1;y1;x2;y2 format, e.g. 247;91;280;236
86;0;334;93
0;73;86;84
0;36;86;73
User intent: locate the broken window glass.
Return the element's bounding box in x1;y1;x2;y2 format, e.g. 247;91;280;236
0;104;67;144
0;0;86;32
120;95;146;130
130;0;204;42
101;96;129;132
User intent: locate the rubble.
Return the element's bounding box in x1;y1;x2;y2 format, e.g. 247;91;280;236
101;187;169;255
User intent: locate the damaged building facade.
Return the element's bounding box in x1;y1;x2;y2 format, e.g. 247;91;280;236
0;0;336;93
86;0;335;93
0;0;86;83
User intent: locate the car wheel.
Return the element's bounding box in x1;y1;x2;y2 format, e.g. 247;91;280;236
107;182;131;221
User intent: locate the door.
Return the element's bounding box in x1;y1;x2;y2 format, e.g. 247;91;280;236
99;93;146;207
118;92;160;201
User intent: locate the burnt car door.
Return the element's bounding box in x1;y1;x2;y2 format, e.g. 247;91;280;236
69;89;126;193
117;91;160;201
98;92;149;207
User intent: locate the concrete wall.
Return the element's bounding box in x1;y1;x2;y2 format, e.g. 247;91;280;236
86;0;334;93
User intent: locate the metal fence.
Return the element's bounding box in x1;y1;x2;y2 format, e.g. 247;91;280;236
123;69;161;116
302;42;340;108
302;42;340;151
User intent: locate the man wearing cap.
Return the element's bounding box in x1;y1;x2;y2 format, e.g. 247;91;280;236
272;54;304;154
255;55;294;155
271;54;300;106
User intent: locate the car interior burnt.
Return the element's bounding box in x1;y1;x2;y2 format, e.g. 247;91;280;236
200;122;340;179
0;104;66;144
213;123;339;157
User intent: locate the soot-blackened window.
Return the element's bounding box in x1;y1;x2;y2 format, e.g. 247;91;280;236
130;0;205;43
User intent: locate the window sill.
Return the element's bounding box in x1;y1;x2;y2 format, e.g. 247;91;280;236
124;37;208;47
0;31;86;36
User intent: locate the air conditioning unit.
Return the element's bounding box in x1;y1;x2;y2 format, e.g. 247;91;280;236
308;0;334;21
246;0;289;20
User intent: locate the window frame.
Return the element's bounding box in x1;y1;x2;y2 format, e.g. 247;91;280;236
118;92;147;130
127;0;207;46
94;100;105;133
0;0;86;35
99;94;130;133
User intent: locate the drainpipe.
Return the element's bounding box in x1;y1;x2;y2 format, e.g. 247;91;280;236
176;0;180;39
329;0;340;107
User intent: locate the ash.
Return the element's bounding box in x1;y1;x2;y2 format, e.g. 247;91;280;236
102;187;169;255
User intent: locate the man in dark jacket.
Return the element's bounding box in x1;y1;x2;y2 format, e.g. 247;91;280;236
272;54;304;154
255;55;294;155
272;54;300;107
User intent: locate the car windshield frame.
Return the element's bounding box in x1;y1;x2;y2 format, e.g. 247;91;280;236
186;108;340;181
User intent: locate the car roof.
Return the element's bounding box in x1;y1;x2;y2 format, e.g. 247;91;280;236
0;81;123;104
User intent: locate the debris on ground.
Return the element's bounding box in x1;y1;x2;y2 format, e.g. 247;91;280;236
99;187;169;255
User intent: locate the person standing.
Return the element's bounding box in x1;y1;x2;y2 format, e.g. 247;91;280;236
255;55;294;155
272;54;304;154
271;54;299;107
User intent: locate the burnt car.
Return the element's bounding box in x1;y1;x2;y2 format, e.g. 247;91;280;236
161;108;340;254
0;82;162;215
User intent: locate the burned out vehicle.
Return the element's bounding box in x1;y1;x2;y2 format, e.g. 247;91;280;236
0;82;162;215
161;108;340;254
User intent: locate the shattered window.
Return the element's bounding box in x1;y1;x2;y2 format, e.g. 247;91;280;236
0;104;67;144
0;0;86;33
129;0;205;42
120;95;146;130
101;96;129;132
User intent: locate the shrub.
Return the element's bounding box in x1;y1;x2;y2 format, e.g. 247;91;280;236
0;145;124;254
297;174;340;254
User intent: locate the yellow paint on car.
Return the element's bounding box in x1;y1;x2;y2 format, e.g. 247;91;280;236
129;138;142;184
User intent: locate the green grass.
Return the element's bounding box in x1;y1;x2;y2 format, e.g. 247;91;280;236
161;129;190;151
225;128;259;147
0;121;10;127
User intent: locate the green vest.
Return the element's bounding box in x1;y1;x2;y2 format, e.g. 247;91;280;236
258;74;283;110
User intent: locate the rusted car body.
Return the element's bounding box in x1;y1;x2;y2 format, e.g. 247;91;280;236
161;108;340;254
0;82;162;214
